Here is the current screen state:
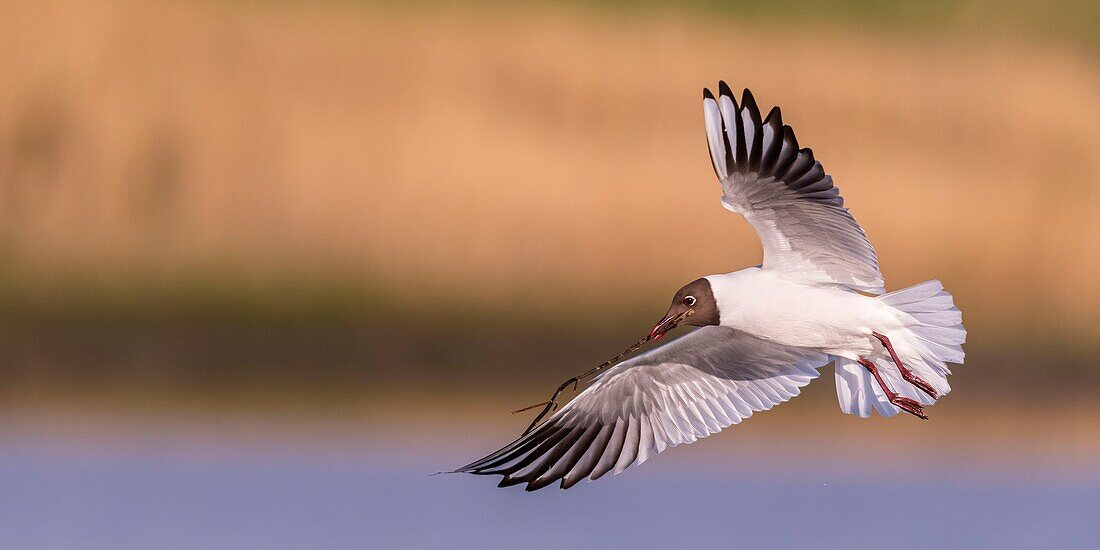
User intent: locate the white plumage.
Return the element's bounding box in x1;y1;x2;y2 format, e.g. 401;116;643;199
456;82;966;491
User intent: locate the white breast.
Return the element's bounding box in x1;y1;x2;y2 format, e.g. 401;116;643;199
705;269;901;357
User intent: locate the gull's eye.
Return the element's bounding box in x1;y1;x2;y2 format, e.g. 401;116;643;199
682;295;697;307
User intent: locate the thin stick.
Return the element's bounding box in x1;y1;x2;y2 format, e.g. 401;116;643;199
511;310;692;436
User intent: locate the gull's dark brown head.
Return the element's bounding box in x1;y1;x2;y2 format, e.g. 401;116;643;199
650;277;720;341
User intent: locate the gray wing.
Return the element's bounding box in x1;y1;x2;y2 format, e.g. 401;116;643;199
455;327;829;491
703;82;884;294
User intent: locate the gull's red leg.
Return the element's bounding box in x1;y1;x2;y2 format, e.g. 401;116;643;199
857;357;928;420
872;331;938;399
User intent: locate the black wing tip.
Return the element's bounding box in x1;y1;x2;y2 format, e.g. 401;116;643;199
711;82;769;116
717;80;734;98
489;473;573;492
782;124;798;145
497;476;525;488
764;105;782;125
740;88;758;109
525;476;557;492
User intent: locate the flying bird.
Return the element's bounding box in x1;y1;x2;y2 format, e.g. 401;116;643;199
455;82;966;491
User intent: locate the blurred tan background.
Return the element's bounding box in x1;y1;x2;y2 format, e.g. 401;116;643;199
2;2;1100;546
1;0;1098;443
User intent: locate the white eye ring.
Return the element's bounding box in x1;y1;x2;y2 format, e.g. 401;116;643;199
683;295;696;307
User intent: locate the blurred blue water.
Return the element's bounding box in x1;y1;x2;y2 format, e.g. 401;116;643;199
1;436;1096;549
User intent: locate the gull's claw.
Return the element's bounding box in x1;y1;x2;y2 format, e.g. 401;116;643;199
858;357;930;420
873;331;939;400
903;373;938;400
890;396;928;420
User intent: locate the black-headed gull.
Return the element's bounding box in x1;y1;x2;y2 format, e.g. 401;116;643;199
456;82;966;491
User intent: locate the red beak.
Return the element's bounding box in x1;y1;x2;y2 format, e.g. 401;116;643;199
650;315;677;341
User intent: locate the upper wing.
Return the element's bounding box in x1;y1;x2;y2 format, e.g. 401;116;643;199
455;327;829;491
703;82;884;294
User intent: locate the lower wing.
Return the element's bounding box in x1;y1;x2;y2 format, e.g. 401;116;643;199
455;326;829;491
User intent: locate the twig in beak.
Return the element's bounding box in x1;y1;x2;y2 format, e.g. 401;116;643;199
511;309;693;436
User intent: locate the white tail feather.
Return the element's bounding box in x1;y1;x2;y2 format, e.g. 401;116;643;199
835;358;900;418
835;280;966;418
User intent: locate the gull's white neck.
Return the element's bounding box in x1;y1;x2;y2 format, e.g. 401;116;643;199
704;268;897;353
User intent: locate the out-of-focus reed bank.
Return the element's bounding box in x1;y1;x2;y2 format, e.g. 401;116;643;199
0;0;1095;528
2;1;1099;547
2;0;1097;409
